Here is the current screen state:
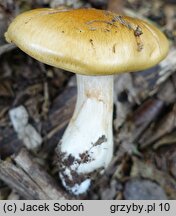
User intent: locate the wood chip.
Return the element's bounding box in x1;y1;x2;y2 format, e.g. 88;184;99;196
0;148;71;200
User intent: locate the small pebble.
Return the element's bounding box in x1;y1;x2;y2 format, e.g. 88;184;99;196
124;178;168;200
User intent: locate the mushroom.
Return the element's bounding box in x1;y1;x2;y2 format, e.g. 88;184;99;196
5;8;169;195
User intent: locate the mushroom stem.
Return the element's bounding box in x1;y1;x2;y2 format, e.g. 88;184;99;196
57;74;114;195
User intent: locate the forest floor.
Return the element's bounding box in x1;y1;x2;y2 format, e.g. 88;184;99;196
0;0;176;200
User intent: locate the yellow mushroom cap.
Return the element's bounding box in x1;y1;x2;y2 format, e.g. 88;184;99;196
5;8;169;75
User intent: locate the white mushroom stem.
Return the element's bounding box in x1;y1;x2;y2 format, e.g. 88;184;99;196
57;74;114;195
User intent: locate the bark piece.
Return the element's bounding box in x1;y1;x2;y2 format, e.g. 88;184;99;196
0;148;71;200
